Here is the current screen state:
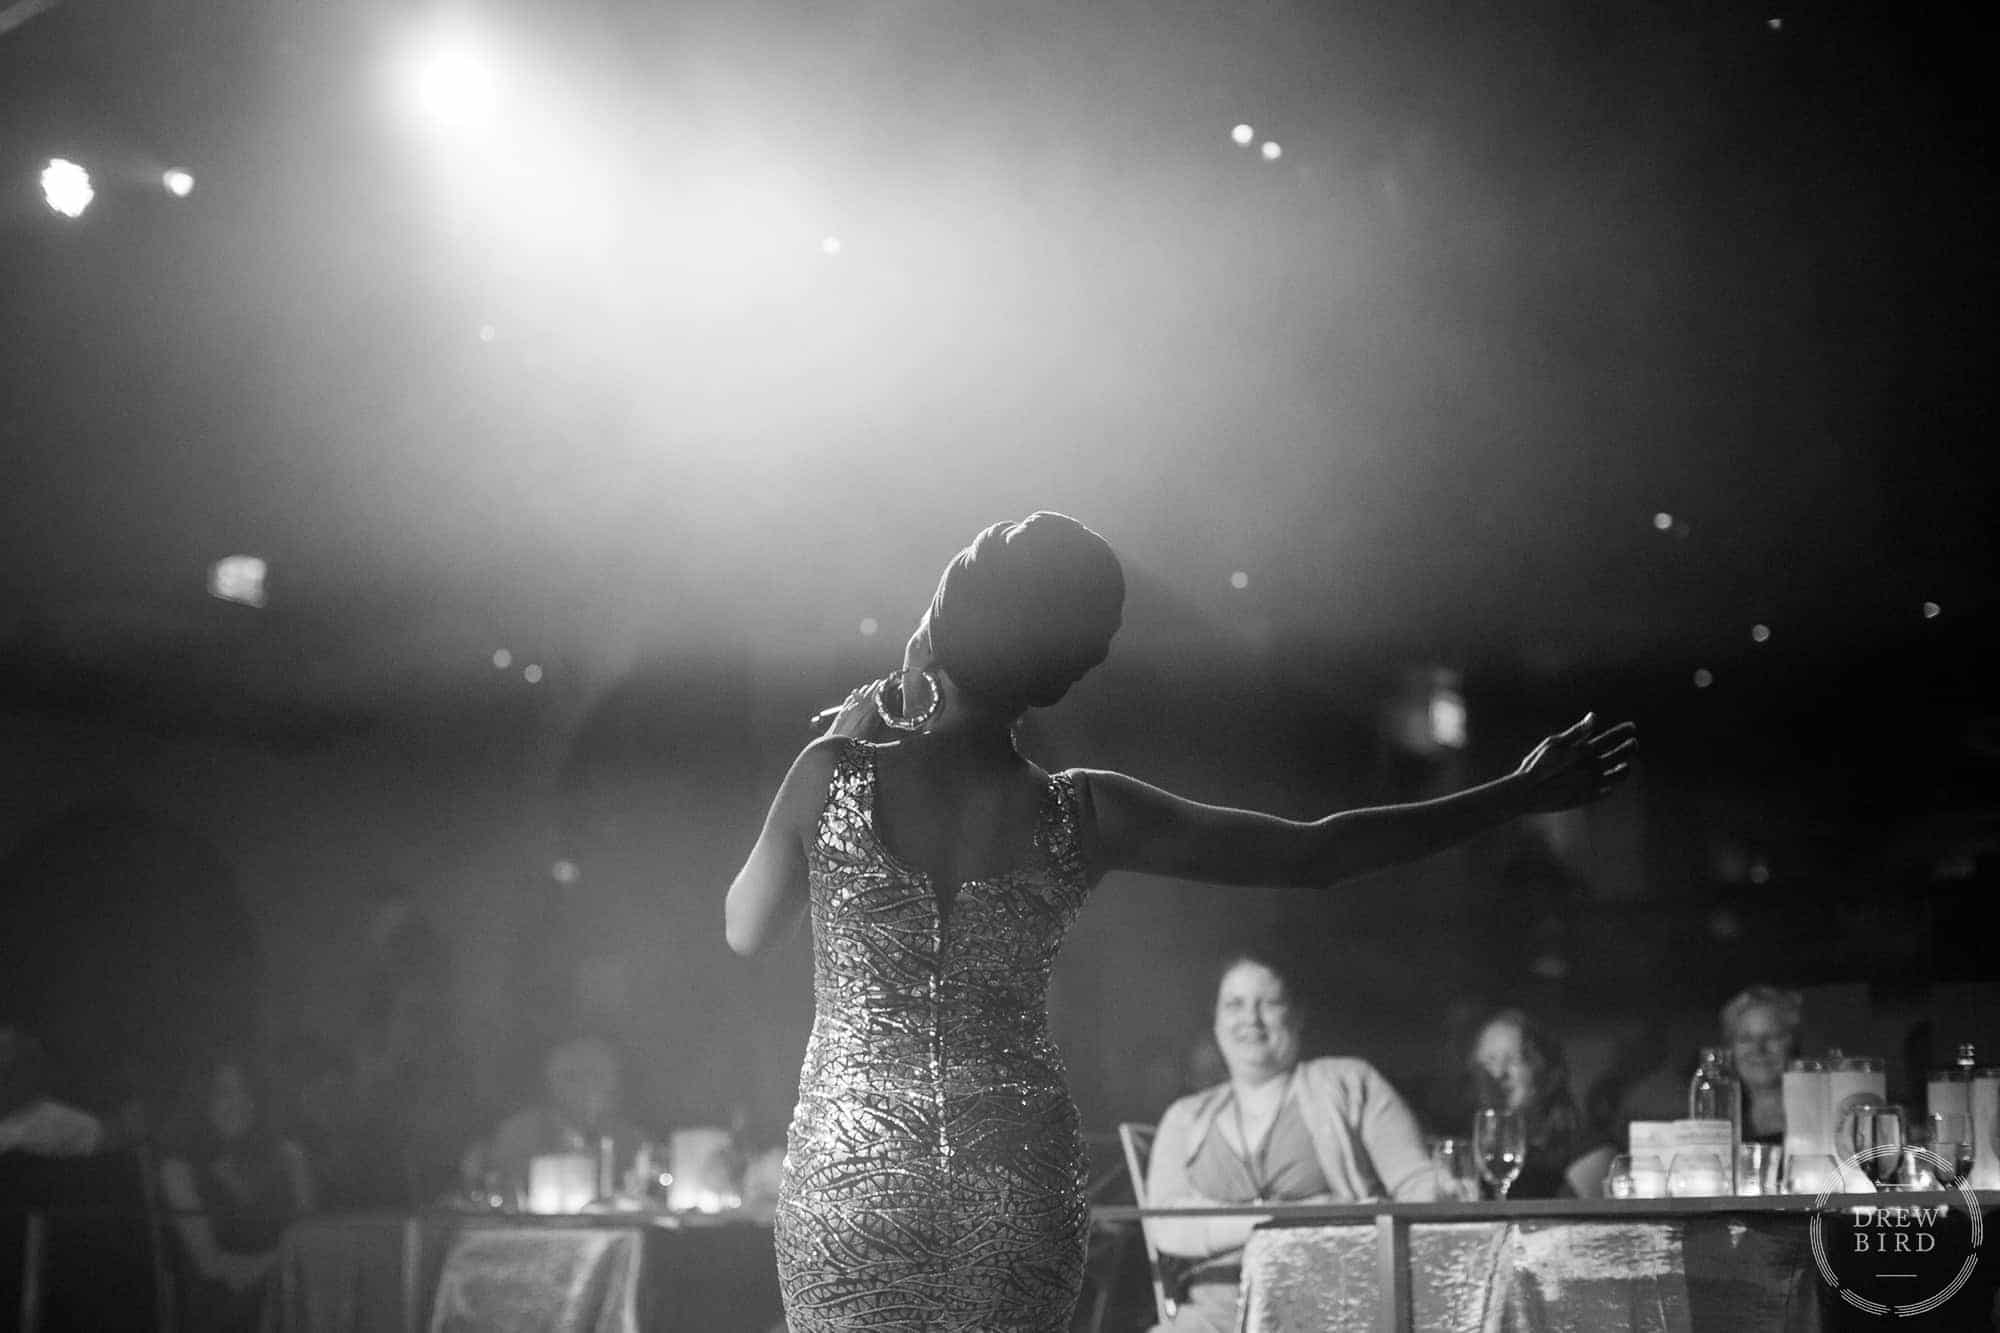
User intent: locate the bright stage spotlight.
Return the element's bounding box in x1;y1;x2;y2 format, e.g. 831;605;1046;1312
163;169;195;197
413;46;499;130
41;158;94;217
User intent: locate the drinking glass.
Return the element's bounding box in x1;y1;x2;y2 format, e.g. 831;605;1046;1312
1666;1150;1729;1197
1782;1152;1843;1195
1842;1102;1908;1189
1473;1107;1526;1200
1924;1111;1975;1187
1602;1153;1665;1198
1431;1136;1481;1202
1735;1143;1783;1196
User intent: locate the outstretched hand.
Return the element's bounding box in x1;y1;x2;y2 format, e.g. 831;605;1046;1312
1514;713;1638;813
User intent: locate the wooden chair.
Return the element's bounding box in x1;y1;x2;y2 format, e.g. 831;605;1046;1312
1115;1122;1178;1327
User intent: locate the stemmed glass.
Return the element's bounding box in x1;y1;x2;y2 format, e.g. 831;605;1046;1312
1473;1107;1526;1200
1842;1102;1909;1189
1923;1111;1975;1188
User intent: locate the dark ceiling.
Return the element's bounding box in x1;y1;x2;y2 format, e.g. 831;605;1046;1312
1;0;1993;743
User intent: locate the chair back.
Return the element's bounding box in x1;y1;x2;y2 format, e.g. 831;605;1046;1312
1116;1122;1178;1325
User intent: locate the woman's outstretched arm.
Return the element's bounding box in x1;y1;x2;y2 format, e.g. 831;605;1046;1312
725;737;842;955
1081;713;1635;888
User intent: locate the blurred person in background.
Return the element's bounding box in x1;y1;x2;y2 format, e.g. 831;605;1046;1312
1721;985;1804;1145
1468;1008;1615;1199
1144;950;1435;1332
473;1034;650;1203
273;1032;371;1211
156;1050;313;1331
348;885;481;1205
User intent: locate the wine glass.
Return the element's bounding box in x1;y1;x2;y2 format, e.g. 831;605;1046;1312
1431;1136;1480;1202
1473;1107;1526;1200
1666;1150;1728;1197
1842;1102;1908;1189
1924;1111;1975;1187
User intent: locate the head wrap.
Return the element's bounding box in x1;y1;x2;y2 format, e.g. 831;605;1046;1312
926;511;1124;712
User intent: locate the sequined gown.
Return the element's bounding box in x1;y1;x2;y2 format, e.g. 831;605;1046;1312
774;739;1096;1332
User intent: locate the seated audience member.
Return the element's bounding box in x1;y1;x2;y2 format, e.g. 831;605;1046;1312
1721;985;1804;1145
157;1051;314;1331
0;1024;104;1157
273;1033;373;1211
477;1035;649;1202
1468;1008;1615;1199
1145;951;1434;1333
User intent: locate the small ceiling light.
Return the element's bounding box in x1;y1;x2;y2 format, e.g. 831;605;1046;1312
523;663;543;684
162;169;195;197
1229;571;1249;590
859;617;879;637
1259;141;1283;161
1231;124;1255;146
41;158;93;218
1751;623;1771;643
492;648;512;669
1693;667;1714;689
1653;512;1673;531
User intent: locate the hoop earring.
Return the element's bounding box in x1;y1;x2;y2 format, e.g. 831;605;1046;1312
875;668;943;732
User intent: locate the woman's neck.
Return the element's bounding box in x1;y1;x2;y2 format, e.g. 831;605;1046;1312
1230;1065;1292;1101
913;716;1018;765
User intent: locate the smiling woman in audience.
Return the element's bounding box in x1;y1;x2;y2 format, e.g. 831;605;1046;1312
1144;950;1435;1332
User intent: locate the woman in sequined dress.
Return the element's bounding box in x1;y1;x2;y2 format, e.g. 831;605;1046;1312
726;512;1636;1332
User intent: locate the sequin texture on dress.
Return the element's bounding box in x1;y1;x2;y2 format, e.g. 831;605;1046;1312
774;739;1096;1331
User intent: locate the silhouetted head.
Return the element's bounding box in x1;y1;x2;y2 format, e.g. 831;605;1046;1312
920;512;1124;716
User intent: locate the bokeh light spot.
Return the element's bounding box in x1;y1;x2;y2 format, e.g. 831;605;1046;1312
859;617;879;637
1260;141;1283;161
1751;623;1771;643
492;648;512;669
41;158;93;218
1653;511;1673;531
1693;667;1714;689
1923;601;1941;619
523;663;543;684
821;236;842;256
1230;570;1250;590
1231;124;1255;146
551;859;580;884
162;169;195;198
208;555;267;608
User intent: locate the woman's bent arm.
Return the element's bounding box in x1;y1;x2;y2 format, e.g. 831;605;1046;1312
725;738;840;955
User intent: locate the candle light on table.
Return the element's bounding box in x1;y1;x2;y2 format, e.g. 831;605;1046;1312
528;1153;596;1214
